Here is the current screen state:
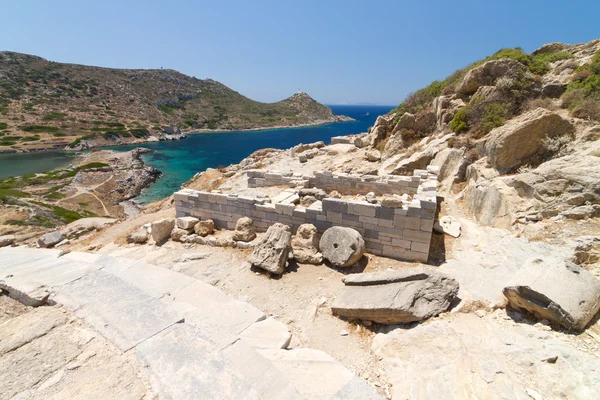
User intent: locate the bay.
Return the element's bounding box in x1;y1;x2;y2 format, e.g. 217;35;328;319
0;105;392;203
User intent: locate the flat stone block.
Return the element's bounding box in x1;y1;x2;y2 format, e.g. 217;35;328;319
52;270;184;351
239;317;292;350
322;198;349;214
391;238;411;249
411;241;430;253
420;218;434;232
394;215;422;230
350;202;377;217
136;323;260;400
327;211;343;224
403;228;432;244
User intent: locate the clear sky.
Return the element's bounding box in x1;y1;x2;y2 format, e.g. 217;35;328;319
1;0;599;105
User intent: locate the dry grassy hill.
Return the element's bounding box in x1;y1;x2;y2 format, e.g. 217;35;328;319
0;52;351;152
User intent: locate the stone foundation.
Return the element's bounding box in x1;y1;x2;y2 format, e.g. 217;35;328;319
175;166;439;263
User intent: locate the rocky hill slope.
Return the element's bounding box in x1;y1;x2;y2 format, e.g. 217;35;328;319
363;39;600;236
0;52;351;152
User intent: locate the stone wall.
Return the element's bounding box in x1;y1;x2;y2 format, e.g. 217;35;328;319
175;167;439;263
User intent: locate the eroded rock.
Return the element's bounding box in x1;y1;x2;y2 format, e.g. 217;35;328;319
150;218;175;244
127;228;148;244
503;256;600;330
249;223;292;275
37;231;65;248
233;217;257;242
0;235;15;248
434;216;461;237
291;224;323;264
194;219;215;237
176;217;199;231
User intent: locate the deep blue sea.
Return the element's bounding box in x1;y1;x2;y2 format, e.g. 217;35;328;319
0;105;393;203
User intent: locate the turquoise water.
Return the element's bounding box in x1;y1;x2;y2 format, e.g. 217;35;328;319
0;105;392;203
0;151;77;179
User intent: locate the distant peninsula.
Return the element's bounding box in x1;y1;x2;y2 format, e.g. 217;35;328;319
0;52;354;152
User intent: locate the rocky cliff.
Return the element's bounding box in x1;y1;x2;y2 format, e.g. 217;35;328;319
0;52;352;152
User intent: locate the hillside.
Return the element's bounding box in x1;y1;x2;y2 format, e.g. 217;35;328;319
0;52;352;152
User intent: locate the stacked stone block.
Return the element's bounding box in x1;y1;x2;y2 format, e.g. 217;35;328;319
175;166;439;263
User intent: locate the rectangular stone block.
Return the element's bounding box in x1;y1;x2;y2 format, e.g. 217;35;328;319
349;202;377;217
316;214;327;221
375;206;395;220
394;215;422;230
391;238;411;249
377;219;393;228
322;199;349;214
411;241;430;253
420;219;434;232
327;211;343;224
403;228;432;244
359;216;379;225
275;203;295;216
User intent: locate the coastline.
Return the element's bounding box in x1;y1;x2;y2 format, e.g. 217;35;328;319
0;116;356;155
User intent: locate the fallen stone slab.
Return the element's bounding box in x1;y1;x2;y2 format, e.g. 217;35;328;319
177;216;199;231
239;317;292;350
126;227;148;244
331;268;459;324
136;323;260;400
320;226;365;267
51;270;184;351
503;256;600;330
433;215;461;237
331;376;384;400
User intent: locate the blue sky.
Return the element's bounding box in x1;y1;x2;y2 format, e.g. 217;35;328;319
1;0;599;105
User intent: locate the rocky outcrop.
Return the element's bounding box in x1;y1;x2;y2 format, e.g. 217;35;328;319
365;149;381;162
233;217;256;242
249;223;292;275
291;224;323;264
503;256;600;330
456;59;527;95
37;231;65;248
430;147;467;193
483;108;575;172
368;116;391;149
331;268;459;324
150;218;175;244
319;227;365;267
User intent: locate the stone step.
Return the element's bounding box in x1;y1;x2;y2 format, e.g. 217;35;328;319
259;348;383;400
136;323;261;400
163;280;266;348
0;248;102;306
51;269;184;351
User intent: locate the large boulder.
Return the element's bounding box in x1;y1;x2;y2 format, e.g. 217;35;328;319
483;108;575;172
503;256;600;331
391;113;415;133
194;219;215;237
37;231;65;248
319;227;365;267
249;223;292;275
291;224;323;264
430;147;467;193
150;218;175;244
369;115;391;149
456;59;527;95
233;217;256;242
365;149;381;162
170;227;189;242
331;268;459;324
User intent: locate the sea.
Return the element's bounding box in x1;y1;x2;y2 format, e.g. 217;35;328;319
0;105;393;204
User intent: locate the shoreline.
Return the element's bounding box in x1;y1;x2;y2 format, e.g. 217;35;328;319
0;116;357;155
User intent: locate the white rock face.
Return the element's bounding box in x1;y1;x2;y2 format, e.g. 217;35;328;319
503;256;600;330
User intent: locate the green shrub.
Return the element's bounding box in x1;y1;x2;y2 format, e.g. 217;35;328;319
44;191;66;200
572;99;600;121
0;188;29;202
20;135;40;142
0;122;7;129
52;132;68;137
129;128;149;138
481;103;510;133
19;125;59;133
42;112;66;120
450;108;469;132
